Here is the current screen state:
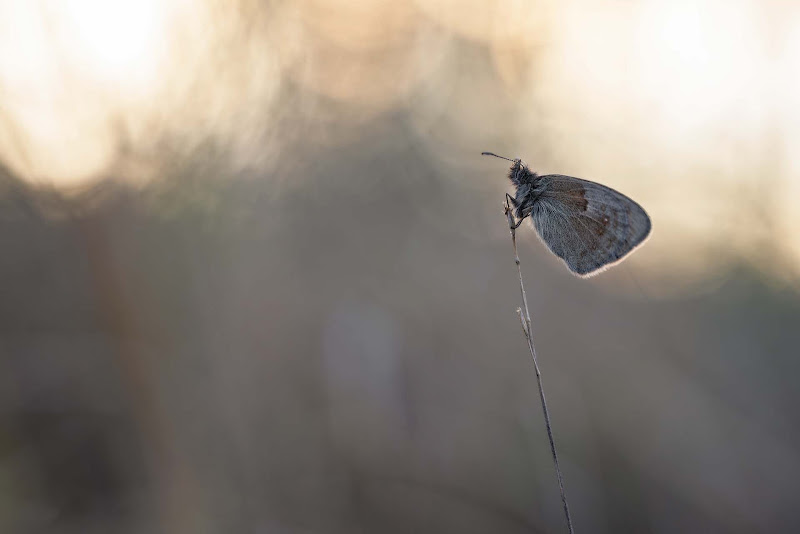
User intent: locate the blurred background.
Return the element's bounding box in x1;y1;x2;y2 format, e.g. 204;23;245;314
1;0;799;532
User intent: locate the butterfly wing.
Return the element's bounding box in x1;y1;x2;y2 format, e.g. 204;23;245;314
529;175;651;277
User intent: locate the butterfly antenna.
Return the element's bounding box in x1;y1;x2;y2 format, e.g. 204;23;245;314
481;151;516;163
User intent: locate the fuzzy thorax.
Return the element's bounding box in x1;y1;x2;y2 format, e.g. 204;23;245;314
508;160;540;219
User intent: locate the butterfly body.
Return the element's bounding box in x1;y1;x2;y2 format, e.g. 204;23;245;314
496;155;651;277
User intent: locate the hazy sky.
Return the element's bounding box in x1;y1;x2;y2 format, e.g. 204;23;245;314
1;0;799;286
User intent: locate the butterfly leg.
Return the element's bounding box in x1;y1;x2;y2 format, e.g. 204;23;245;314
504;194;517;224
511;214;529;229
504;194;529;229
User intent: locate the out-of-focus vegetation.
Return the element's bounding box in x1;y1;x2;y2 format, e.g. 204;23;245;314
1;1;799;532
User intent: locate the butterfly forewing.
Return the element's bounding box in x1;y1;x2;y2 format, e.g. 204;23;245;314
530;175;651;276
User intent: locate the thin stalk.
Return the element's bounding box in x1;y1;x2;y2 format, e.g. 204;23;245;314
504;203;574;534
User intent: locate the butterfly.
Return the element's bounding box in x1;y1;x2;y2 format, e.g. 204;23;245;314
483;152;651;277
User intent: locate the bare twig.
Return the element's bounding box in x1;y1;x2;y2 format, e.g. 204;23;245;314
504;201;574;534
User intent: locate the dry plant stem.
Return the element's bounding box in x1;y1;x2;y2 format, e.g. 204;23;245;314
505;204;575;534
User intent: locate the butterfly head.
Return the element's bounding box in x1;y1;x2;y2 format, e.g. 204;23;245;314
507;159;531;187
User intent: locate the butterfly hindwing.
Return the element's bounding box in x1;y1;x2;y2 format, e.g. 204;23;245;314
530;175;651;277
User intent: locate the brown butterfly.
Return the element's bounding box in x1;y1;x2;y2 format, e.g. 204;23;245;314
483;152;651;277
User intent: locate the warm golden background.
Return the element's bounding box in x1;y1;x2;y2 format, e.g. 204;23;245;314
1;1;799;532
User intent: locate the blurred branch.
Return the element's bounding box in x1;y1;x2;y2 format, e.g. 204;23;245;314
504;201;574;534
78;213;201;533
